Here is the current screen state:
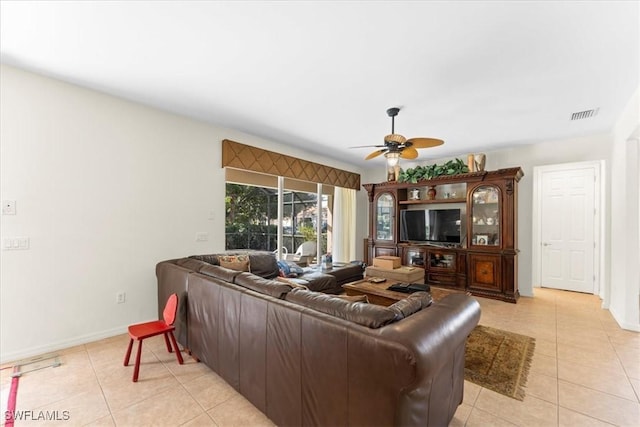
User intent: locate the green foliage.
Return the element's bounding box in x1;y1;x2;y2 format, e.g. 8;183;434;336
298;225;317;242
397;158;469;183
225;183;275;226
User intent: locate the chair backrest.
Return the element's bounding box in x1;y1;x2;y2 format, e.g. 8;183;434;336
295;241;317;256
163;293;179;326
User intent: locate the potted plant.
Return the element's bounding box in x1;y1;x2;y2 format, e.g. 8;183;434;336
397;158;469;183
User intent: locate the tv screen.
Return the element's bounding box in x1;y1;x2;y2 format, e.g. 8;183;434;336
400;209;461;243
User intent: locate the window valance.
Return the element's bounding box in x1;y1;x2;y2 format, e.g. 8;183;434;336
222;139;360;190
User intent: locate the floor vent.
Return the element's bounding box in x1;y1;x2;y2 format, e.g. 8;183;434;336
571;108;599;121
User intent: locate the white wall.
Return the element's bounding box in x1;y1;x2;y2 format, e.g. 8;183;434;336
0;65;364;361
609;88;640;331
481;134;613;298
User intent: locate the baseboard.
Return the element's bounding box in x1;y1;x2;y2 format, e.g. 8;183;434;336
0;325;128;364
609;307;640;332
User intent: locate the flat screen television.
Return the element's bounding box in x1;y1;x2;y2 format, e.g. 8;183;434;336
400;208;462;244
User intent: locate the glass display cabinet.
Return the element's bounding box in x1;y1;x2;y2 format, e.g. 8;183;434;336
375;192;395;241
470;185;500;247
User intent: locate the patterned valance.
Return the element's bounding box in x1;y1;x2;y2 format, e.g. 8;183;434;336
222;139;360;190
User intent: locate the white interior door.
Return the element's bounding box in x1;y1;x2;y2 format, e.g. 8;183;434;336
540;166;596;293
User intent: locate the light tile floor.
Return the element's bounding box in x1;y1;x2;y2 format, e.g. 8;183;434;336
1;288;639;426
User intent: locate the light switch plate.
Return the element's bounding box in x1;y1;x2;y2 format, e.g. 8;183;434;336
196;232;209;242
3;237;29;250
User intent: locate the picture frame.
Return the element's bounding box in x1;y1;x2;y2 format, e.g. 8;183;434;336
476;234;489;245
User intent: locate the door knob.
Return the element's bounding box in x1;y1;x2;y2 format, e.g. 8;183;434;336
542;242;550;247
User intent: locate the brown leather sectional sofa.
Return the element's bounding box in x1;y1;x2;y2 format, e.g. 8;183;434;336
156;254;481;426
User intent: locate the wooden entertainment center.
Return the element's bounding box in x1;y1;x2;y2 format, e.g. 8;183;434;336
363;167;523;303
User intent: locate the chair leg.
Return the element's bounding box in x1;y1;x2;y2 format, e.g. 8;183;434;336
163;333;172;353
168;331;184;365
124;338;134;366
132;339;143;382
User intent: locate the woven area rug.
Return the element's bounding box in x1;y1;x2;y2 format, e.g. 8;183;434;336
429;286;471;301
465;325;536;400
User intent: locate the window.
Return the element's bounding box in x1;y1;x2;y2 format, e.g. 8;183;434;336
225;169;333;260
225;183;278;250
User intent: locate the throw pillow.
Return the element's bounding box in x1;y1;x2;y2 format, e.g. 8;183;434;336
277;260;295;277
218;254;250;272
286;261;305;276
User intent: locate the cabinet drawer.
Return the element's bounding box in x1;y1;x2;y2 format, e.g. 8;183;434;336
427;273;457;285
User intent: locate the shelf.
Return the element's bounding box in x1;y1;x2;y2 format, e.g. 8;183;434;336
400;198;466;205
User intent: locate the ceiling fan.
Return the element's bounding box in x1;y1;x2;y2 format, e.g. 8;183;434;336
352;107;444;164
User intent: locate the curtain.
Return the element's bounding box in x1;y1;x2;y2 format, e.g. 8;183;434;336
332;187;356;262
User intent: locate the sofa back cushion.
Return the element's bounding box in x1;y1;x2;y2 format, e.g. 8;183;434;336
285;288;397;328
198;265;243;283
175;258;211;272
246;252;280;279
190;251;280;279
234;272;292;299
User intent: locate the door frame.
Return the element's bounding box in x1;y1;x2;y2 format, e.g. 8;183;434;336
532;160;606;297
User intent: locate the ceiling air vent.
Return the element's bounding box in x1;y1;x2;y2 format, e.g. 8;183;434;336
570;108;599;121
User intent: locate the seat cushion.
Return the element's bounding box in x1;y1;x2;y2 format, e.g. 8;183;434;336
323;263;364;285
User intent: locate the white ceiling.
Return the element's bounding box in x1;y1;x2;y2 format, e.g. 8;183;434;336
1;1;638;168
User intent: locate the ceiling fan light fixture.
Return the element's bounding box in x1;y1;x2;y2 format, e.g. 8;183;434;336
385;151;401;167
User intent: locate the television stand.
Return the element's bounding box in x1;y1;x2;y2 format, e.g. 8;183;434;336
363;167;523;303
399;244;467;290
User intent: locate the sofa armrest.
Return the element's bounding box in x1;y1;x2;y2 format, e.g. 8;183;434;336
380;294;481;425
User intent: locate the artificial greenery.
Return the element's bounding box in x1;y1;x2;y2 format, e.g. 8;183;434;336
397;158;470;183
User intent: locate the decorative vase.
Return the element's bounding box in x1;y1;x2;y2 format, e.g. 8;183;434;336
474;153;486;172
427;186;437;200
467;154;476;172
409;188;420;200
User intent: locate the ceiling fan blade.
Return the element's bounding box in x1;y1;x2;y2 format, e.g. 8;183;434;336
365;149;387;160
405;137;445;148
349;144;387;148
384;134;406;144
400;147;419;159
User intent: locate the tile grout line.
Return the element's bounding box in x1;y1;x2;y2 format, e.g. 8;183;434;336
152;346;223;426
85;343;118;425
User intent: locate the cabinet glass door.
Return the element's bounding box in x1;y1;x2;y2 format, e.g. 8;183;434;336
428;251;455;271
376;193;395;241
470;185;500;246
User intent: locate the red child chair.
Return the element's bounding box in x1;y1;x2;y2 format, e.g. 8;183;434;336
124;293;184;382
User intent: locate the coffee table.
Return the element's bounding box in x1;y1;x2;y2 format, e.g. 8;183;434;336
342;279;469;306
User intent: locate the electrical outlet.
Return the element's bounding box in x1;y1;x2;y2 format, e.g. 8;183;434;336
116;292;126;304
2;200;16;215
